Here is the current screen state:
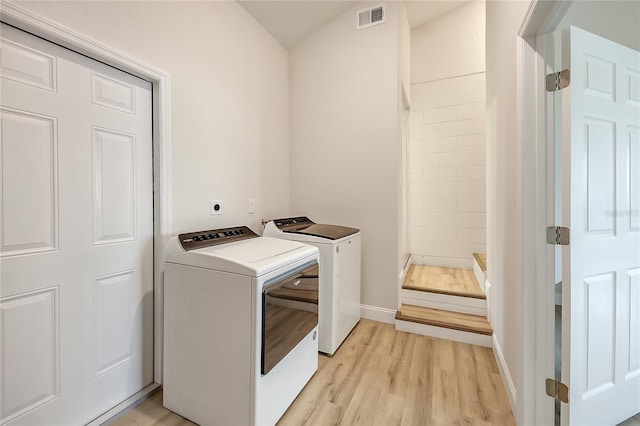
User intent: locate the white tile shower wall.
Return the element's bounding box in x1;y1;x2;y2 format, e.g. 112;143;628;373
408;73;486;269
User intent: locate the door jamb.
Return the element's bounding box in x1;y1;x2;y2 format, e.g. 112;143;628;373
517;0;571;424
0;2;172;386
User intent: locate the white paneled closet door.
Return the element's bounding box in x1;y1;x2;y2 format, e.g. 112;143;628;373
561;26;640;426
0;24;153;424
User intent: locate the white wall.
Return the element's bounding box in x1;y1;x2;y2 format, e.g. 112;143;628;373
486;1;530;420
411;0;485;85
13;0;291;235
408;1;486;269
290;1;408;311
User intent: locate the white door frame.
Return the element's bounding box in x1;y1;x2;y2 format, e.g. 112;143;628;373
0;2;172;392
516;0;571;424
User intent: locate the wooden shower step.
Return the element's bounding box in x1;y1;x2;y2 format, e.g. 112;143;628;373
402;264;485;299
395;304;493;336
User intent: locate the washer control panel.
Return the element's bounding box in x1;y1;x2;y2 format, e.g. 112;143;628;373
178;226;258;251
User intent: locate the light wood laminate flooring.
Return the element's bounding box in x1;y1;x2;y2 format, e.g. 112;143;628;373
403;264;485;299
109;320;514;426
108;391;192;426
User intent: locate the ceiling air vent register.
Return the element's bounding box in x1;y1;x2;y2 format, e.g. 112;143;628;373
357;5;385;30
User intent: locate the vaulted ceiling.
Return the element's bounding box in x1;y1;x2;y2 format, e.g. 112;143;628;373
237;1;472;49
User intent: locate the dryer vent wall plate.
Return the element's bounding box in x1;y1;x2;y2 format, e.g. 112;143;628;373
357;5;385;30
210;200;223;215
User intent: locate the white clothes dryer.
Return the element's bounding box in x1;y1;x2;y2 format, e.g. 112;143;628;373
163;226;319;426
263;217;361;356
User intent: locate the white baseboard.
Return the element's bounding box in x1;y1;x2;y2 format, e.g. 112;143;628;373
400;289;487;316
492;333;516;415
395;320;492;347
472;257;486;293
399;255;411;286
360;304;396;324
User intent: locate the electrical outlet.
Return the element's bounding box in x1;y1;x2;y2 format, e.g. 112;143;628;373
248;198;255;214
210;200;223;215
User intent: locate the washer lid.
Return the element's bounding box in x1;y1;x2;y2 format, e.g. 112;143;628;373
166;236;318;276
272;217;359;240
284;223;360;240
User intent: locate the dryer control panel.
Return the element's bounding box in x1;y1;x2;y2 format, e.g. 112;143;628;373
178;226;258;251
274;216;313;229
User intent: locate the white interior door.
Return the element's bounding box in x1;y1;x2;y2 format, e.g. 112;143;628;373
561;25;640;426
0;24;154;424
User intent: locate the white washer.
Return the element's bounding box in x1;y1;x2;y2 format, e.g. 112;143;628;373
163;226;319;426
263;217;361;356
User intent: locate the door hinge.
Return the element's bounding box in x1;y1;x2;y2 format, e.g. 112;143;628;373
546;226;570;245
546;69;570;92
545;378;569;403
